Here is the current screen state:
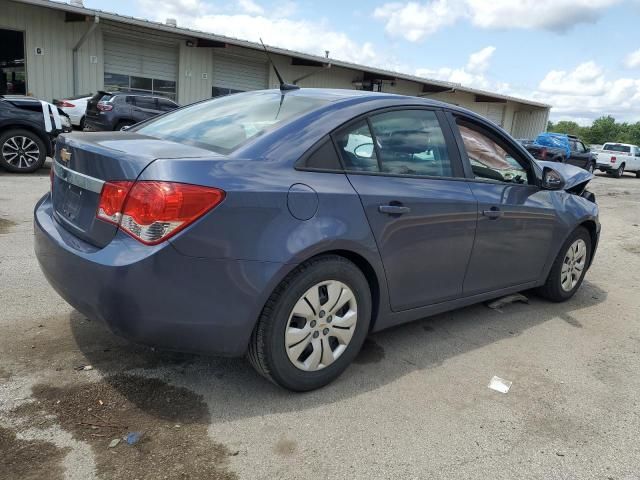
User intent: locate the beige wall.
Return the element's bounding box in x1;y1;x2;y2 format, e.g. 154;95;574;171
1;0;103;100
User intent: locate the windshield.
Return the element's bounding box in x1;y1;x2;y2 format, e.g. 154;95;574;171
135;91;331;154
603;144;631;153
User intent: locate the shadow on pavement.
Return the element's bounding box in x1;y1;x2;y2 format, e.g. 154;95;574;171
70;280;607;424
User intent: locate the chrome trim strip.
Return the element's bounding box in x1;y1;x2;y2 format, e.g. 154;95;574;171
53;161;105;194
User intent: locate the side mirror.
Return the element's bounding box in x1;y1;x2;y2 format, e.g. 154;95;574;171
541;166;565;190
354;143;374;159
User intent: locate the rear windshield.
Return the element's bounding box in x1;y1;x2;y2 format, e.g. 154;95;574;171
603;144;631;153
135;91;331;154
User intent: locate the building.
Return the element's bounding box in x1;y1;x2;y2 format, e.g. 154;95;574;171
0;0;550;138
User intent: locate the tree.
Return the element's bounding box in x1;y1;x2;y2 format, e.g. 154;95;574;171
588;116;619;145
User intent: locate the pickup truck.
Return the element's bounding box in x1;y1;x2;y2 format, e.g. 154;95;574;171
521;133;596;173
596;142;640;178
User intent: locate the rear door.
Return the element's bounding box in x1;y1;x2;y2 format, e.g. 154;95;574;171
335;109;478;311
450;114;558;295
132;96;161;123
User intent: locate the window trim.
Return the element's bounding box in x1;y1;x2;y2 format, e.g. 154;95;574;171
294;136;345;174
328;106;467;181
447;111;540;187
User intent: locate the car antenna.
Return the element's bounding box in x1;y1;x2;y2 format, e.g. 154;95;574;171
260;38;300;92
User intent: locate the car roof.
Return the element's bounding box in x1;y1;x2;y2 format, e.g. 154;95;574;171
270;87;452;108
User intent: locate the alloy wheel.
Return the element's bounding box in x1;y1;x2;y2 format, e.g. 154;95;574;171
285;280;358;371
561;239;587;292
2;136;40;170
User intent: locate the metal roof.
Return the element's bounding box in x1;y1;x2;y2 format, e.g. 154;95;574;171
12;0;551;109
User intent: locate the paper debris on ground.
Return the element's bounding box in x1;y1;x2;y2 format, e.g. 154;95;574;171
488;376;512;394
486;294;529;312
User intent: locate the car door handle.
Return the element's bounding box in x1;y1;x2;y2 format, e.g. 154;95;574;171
379;204;411;215
482;207;503;220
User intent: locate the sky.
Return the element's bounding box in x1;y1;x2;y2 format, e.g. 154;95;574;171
83;0;640;124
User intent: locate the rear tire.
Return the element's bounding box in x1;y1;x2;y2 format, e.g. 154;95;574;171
537;227;591;302
0;129;47;173
586;162;595;173
613;163;625;178
248;255;372;391
79;116;86;131
635;171;640;178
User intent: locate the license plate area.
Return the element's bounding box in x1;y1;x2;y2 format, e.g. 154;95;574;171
59;183;83;221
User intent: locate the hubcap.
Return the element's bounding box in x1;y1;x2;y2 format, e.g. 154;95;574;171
285;280;358;371
2;136;40;170
561;239;587;292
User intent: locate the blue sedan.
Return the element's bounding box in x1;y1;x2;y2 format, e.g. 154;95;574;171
35;89;600;391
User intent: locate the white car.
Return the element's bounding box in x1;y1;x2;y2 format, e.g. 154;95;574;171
53;94;91;129
596;143;640;178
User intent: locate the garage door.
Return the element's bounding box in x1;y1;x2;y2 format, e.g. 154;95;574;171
212;54;268;96
485;104;505;127
104;35;178;99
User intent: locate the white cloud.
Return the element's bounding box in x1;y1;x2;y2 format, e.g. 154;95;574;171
374;0;622;41
505;61;640;122
237;0;264;15
538;61;607;95
415;46;499;89
136;0;380;65
373;0;463;42
624;48;640;68
466;46;495;73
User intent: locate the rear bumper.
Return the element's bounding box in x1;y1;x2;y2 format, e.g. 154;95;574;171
34;193;285;357
596;163;617;172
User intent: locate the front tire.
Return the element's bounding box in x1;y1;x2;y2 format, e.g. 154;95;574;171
537;227;591;302
248;255;372;391
0;129;47;173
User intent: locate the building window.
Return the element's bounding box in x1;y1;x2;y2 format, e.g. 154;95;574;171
104;72;176;100
0;29;26;96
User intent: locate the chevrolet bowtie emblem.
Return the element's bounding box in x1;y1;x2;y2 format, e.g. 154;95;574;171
60;147;72;164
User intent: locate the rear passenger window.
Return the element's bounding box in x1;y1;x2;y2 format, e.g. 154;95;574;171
335;120;379;172
335;110;453;177
298;139;343;171
135;96;157;110
369;110;453;177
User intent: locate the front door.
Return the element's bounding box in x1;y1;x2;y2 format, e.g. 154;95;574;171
568;139;591;169
452;117;558;295
334;109;478;311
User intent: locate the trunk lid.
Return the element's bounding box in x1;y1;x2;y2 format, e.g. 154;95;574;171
52;132;213;248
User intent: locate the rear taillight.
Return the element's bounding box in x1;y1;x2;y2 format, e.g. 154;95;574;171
611;156;617;163
58;101;75;108
97;102;113;112
97;181;134;224
96;181;225;245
